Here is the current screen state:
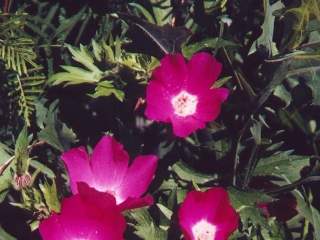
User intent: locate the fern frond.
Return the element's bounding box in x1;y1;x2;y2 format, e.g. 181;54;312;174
0;38;38;75
9;69;45;126
0;12;39;75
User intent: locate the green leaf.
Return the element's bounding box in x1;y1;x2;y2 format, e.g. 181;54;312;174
287;58;320;105
0;143;13;203
90;81;125;102
156;203;173;220
228;187;272;209
261;218;286;239
151;0;172;25
249;0;284;56
53;7;88;41
0;227;16;240
30;160;55;179
253;151;310;181
49;43;104;86
273;84;292;108
67;44;101;73
294;190;320;240
0;22;38;75
212;76;232;89
312;205;320;240
250;120;262;145
50;40;153;101
12;73;45;126
176;188;187;204
128;208;167;240
228;187;273;230
50;67;102;86
39;181;60;213
255;60;291;112
182;38;238;59
172;161;217;184
129;3;156;24
123;18;190;54
284;0;320;49
38;101;77;151
14;126;30;175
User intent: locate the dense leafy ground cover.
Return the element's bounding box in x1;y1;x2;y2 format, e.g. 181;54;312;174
1;0;320;239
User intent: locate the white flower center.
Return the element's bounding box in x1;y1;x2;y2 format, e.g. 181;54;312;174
171;91;198;117
192;219;217;240
94;185;124;204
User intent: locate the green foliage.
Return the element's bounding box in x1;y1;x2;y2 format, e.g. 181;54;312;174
293;190;320;240
50;40;155;101
0;227;16;240
127;208;167;240
30;160;55;179
14;126;30;175
0;12;45;125
0;0;320;239
10;72;45;126
284;0;320;49
39;181;60;213
172;160;217;184
228;188;285;237
25;2;90;45
249;0;284;56
287;57;320;105
0;142;13;203
0;11;38;75
182;37;238;59
36;101;77;152
129;0;172;25
253;151;310;182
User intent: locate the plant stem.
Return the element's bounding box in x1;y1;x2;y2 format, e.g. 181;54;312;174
232;116;252;186
3;0;10;13
0;140;46;176
265;176;320;195
243;144;259;188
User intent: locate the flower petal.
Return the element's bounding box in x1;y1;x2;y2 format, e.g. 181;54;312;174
90;136;129;192
214;203;240;240
118;194;154;211
187;52;222;93
171;116;205;137
195;88;229;122
39;214;68;240
152;54;188;92
145;80;173;122
40;184;126;240
77;182;117;212
61;147;95;194
118;155;158;200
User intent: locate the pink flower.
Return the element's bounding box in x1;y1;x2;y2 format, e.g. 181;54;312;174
145;52;229;137
61;136;158;210
39;183;126;240
178;187;239;240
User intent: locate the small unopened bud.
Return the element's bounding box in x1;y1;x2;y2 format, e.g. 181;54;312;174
12;172;32;190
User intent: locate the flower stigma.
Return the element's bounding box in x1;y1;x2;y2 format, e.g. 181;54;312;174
171;91;198;117
192;219;217;240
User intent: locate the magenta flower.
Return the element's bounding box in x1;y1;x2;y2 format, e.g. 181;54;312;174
145;52;229;137
39;183;126;240
61;136;158;210
178;187;239;240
